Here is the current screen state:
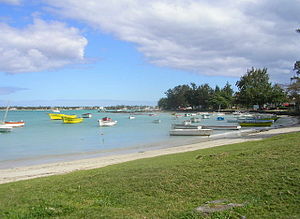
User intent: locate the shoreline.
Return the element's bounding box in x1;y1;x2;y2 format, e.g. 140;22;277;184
0;117;299;184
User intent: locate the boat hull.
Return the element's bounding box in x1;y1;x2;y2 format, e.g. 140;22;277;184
82;113;92;118
98;120;117;127
170;128;212;136
48;113;77;120
172;124;201;129
239;120;274;127
202;125;241;130
62;117;83;124
4;121;25;127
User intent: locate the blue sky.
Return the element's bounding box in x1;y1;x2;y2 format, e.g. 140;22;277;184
0;0;299;106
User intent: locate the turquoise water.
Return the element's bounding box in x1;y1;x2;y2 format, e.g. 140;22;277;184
0;110;275;168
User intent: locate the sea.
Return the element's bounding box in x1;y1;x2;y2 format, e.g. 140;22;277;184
0;110;289;169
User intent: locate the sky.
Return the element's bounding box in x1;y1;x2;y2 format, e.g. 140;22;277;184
0;0;299;106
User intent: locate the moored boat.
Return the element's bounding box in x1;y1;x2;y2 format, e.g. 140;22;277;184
239;120;274;127
98;117;117;127
1;105;24;129
170;128;212;136
48;113;77;120
172;123;201;129
62;117;83;124
82;113;92;118
202;125;241;130
52;108;60;113
4;120;25;127
201;114;210;119
191;117;201;123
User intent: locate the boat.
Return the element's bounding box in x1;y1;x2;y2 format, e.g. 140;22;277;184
254;114;279;121
60;114;77;119
48;113;77;120
182;120;192;125
4;120;25;127
0;105;24;129
0;124;13;132
202;125;241;130
174;114;183;118
217;116;224;121
62;117;83;124
201;114;210;119
98;117;117;127
82;113;92;118
170;128;212;136
153;119;161;123
172;124;201;129
239;120;274;127
128;116;135;119
191;117;201;123
52;108;60;113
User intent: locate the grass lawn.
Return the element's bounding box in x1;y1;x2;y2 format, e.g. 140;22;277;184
0;132;299;218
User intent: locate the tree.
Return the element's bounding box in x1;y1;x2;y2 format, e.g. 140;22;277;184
164;85;190;109
209;83;234;110
288;28;300;112
270;84;287;106
157;97;168;110
185;83;199;110
235;68;272;109
196;84;213;110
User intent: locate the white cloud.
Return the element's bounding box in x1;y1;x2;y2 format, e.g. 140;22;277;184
45;0;300;82
0;0;20;5
0;19;87;74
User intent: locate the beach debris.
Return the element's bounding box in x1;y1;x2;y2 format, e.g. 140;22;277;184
195;199;245;215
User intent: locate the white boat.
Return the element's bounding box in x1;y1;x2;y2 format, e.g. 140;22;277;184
232;111;242;116
82;113;92;118
0;124;13;132
98;117;117;127
172;124;201;129
202;125;241;130
1;104;24;129
170;128;212;136
182;120;192;125
4;120;25;127
191;117;201;123
52;108;60;113
153;119;161;123
201;114;210;119
128;116;135;119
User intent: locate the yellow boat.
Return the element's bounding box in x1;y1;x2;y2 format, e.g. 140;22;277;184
62;117;83;124
48;113;77;120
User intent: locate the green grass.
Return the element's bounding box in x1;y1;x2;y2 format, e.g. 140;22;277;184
0;132;300;218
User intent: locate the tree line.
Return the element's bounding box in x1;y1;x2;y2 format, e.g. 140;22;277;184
158;67;287;111
288;28;300;112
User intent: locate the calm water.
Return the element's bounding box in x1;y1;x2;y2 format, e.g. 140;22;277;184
0;110;278;168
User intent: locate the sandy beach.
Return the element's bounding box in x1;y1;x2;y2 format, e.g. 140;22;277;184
1;119;299;185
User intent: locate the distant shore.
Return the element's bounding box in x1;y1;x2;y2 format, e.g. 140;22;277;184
0;115;299;184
